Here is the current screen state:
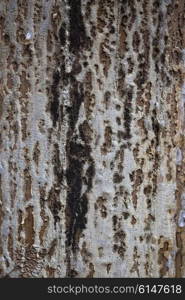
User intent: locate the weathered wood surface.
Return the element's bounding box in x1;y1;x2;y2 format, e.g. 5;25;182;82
0;0;185;277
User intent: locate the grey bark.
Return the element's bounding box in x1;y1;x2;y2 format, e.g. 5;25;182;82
0;0;185;277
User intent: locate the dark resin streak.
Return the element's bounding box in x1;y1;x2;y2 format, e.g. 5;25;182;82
64;0;95;276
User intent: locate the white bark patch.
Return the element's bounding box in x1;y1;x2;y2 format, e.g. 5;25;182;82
178;210;185;228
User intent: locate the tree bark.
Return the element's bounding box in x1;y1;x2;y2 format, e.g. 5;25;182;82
0;0;185;277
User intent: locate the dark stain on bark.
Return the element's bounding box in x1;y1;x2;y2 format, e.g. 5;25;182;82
135;65;148;87
59;22;66;46
47;186;62;228
47;143;63;228
53;143;63;184
123;88;133;139
79;120;92;144
152;108;160;146
24;206;34;247
85;164;95;191
65;76;95;274
65;138;95;251
52;0;95;276
68;0;87;54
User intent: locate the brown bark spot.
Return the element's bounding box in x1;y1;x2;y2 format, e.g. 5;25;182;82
158;238;171;277
119;27;127;58
113;230;126;259
39;209;49;246
48;239;57;259
46;266;56;278
86;263;95;278
24;206;34;247
20;71;30;98
33;141;40;167
101;126;112;154
24;169;32;201
95;196;107;219
99;42;111;77
132;169;143;209
8;227;13;260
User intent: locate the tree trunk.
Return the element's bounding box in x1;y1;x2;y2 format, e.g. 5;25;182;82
0;0;185;278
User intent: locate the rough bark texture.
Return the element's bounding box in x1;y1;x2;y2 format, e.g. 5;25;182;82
0;0;185;278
